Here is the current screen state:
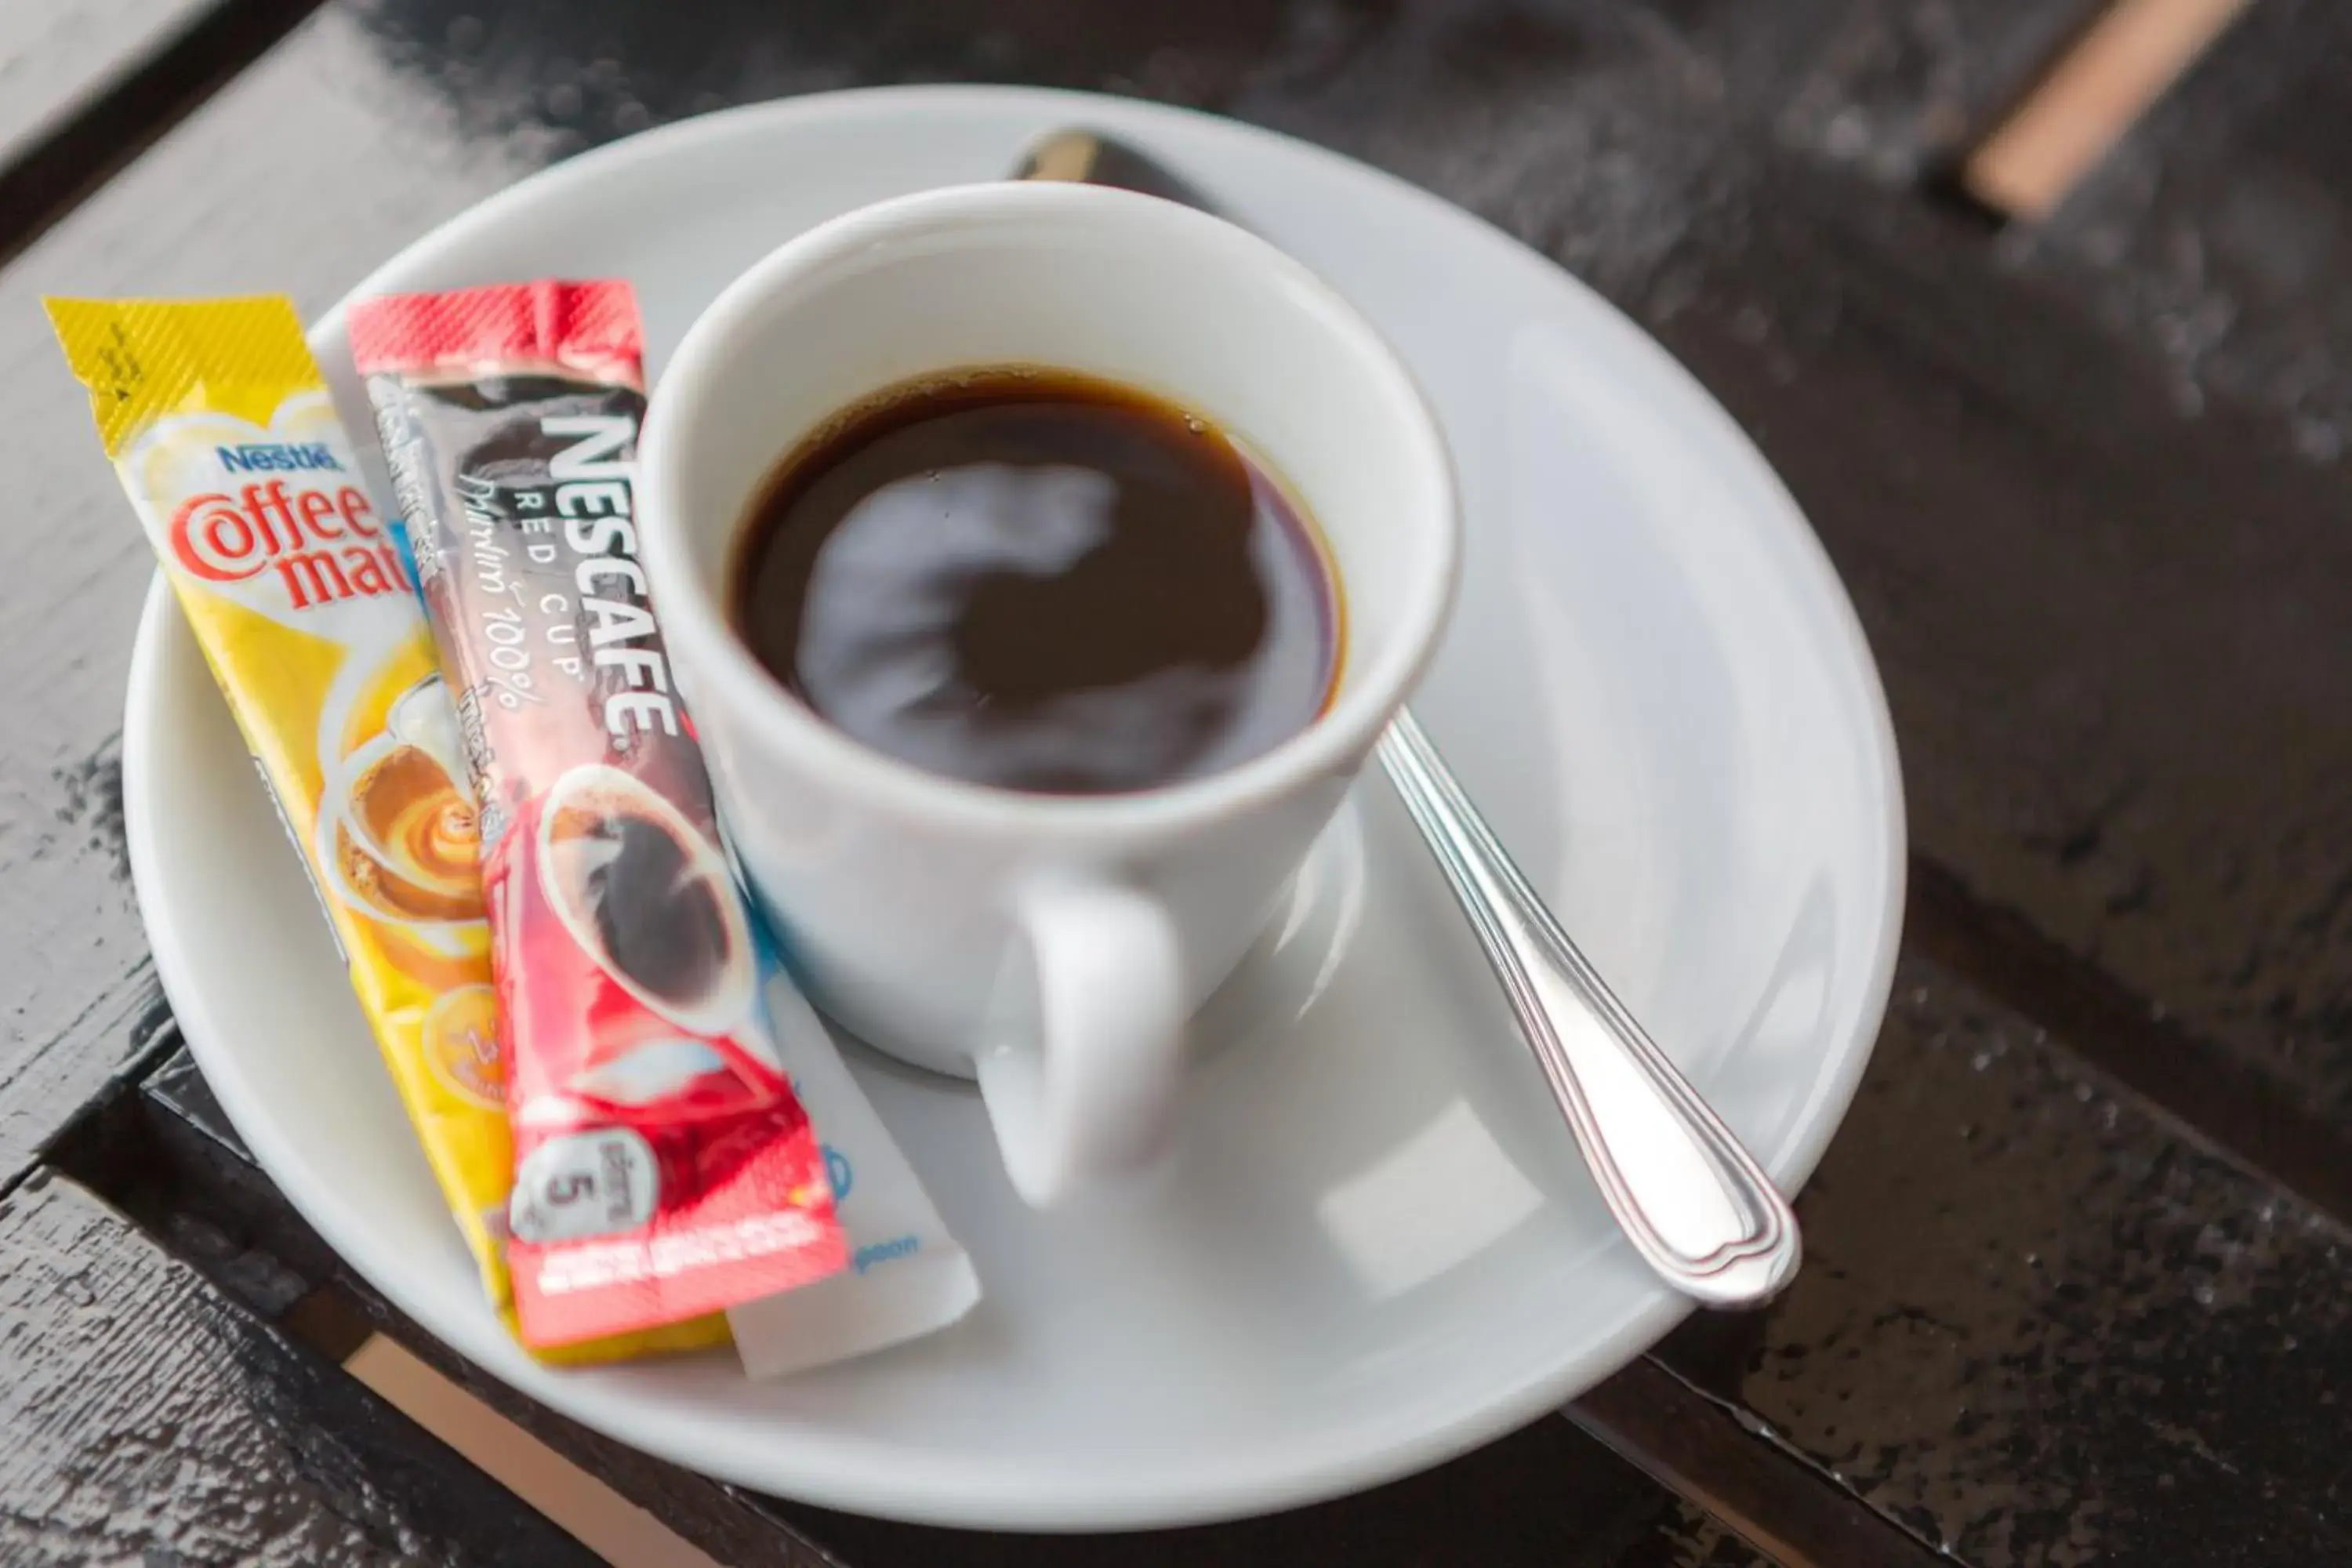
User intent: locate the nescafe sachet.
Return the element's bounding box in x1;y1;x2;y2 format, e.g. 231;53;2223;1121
351;280;846;1348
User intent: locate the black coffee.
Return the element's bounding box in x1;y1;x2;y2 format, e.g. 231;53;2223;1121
732;368;1342;795
568;811;729;1007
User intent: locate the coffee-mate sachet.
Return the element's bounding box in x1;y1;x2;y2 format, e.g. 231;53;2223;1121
47;296;724;1363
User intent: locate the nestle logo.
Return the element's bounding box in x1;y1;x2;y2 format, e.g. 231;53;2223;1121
216;441;341;474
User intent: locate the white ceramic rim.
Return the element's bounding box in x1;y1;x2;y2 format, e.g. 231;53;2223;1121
637;179;1461;846
122;85;1908;1530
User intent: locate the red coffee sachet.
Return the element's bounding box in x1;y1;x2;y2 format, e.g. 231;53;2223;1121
350;280;846;1348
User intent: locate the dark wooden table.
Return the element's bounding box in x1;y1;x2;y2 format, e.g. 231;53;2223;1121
5;2;2349;1563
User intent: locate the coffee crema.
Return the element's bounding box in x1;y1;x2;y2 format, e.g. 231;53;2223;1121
339;742;482;924
731;368;1343;797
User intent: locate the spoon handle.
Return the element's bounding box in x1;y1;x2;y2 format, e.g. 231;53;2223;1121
1017;129;1801;1306
1376;710;1801;1306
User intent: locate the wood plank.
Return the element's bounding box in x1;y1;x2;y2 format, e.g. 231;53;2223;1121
0;0;216;160
1655;953;2352;1566
5;1;2343;1562
1907;858;2352;1223
91;1051;1776;1568
1186;2;2352;1147
339;1334;734;1568
0;1168;592;1565
340;0;2091;191
1574;1359;1942;1568
788;1425;1772;1568
1963;0;2253;219
1601;151;2352;1146
1955;0;2352;1123
64;1056;854;1568
0;5;519;1181
2016;0;2352;464
0;0;324;262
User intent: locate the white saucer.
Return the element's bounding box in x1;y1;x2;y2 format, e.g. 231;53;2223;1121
124;85;1903;1530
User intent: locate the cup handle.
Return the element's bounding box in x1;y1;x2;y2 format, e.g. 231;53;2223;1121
975;880;1185;1208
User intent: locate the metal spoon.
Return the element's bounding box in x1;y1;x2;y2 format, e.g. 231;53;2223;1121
1015;130;1802;1306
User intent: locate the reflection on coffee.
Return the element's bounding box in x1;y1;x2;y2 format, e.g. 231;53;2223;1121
544;799;732;1015
733;368;1343;796
339;740;481;924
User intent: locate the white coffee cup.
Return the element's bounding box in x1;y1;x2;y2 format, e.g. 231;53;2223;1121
637;181;1457;1207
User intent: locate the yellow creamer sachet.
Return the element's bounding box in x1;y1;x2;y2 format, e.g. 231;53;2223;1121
48;296;724;1364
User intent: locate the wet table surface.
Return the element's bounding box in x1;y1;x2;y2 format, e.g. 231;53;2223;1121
3;2;2349;1563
